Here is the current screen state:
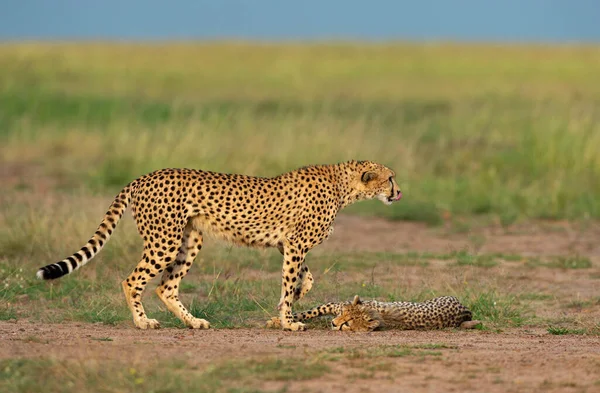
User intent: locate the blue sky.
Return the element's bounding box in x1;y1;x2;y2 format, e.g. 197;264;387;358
1;0;599;42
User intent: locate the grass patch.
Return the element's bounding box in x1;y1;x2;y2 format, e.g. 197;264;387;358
452;250;498;267
547;256;592;269
493;253;523;262
70;302;128;326
205;358;328;382
310;250;528;273
464;290;527;328
19;336;49;344
518;293;554;301
412;343;458;350
179;281;200;294
0;306;17;321
0;356;328;393
564;298;600;309
547;326;586;335
323;344;448;361
310;251;431;272
526;255;593;269
0;90;197;130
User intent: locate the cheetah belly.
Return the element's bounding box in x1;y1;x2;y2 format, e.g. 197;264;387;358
190;214;288;249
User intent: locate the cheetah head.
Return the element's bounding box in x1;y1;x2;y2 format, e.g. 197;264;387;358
331;295;382;332
349;161;402;205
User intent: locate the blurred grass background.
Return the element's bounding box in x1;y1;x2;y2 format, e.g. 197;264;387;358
1;42;600;223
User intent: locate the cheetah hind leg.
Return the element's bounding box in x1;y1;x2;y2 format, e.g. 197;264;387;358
122;250;163;330
155;225;210;329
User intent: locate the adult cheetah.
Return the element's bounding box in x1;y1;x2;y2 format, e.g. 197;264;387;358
36;160;402;331
267;295;481;332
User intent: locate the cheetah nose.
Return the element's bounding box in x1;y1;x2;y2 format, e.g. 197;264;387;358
394;191;402;201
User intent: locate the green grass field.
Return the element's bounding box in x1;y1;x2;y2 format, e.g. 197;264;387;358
1;42;599;393
1;42;600;223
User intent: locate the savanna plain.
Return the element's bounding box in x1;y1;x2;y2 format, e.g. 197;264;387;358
1;42;599;393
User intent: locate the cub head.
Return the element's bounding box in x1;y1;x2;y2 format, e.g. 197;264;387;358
347;160;402;205
331;295;382;332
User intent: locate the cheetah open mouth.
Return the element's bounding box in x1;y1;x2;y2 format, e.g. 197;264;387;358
379;190;402;206
387;191;402;203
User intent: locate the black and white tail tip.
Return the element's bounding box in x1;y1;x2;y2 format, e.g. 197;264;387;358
36;258;78;280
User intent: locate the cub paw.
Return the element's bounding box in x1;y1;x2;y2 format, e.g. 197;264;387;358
265;317;282;329
282;321;306;331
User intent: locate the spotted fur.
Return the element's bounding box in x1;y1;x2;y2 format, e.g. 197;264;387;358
266;295;480;332
37;160;401;331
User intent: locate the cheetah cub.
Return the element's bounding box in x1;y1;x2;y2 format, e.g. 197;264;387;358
267;295;481;332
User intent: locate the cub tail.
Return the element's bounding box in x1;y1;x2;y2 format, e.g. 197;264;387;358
457;307;482;329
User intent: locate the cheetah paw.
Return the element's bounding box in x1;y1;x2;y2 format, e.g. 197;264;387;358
282;321;306;331
185;318;211;329
265;317;282;329
135;318;161;330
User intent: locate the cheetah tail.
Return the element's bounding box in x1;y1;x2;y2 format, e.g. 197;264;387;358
36;185;132;280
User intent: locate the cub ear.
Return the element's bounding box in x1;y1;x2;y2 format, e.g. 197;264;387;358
361;171;377;183
352;295;362;306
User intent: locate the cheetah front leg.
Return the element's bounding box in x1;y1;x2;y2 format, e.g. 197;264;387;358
278;244;307;331
279;244;314;303
155;224;210;329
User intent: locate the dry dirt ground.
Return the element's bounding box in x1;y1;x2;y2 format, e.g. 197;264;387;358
2;215;600;393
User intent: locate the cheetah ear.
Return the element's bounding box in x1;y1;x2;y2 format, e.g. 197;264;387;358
352;295;362;306
361;171;377;183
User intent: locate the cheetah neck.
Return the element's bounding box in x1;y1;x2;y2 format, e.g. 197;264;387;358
333;161;361;209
